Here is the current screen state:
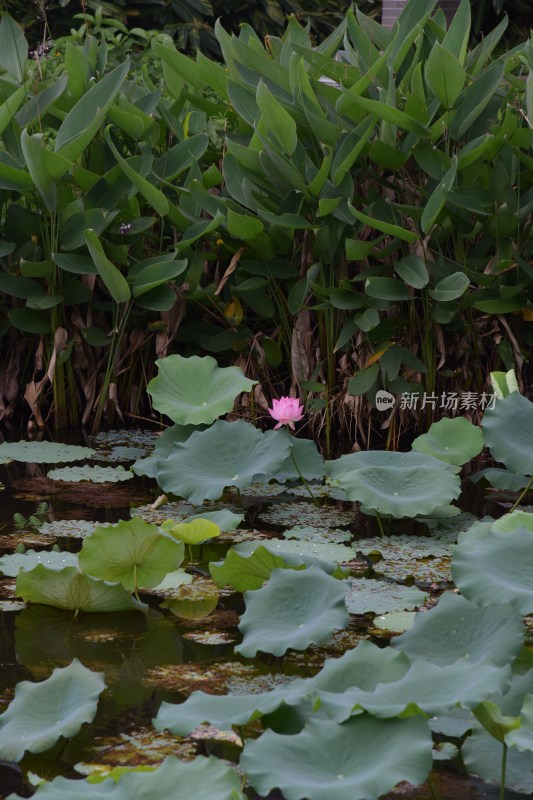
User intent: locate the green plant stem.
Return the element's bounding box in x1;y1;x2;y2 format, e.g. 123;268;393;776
500;743;507;800
290;449;318;505
509;475;533;513
427;775;439;800
375;510;385;538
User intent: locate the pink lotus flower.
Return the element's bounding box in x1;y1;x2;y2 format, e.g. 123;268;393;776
268;396;304;430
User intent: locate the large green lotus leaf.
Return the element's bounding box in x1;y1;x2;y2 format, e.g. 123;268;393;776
412;417;483;466
492;510;533;534
153;421;291;503
153;679;310;737
184;508;244;531
274;437;325;481
132;424;200;478
9;755;245;800
0;440;95;463
162;518;220;545
506;694;533;752
463;725;533;794
241;715;433;800
470;467;530;491
234;539;357;569
235;566;349;658
16;565;147;613
209;545;291;592
312;639;410;693
0;659;105;762
345;578;426;614
326;451;460;517
0;549;78;576
47;465;133;483
316;658;511;722
452;525;533;614
482;392;533;475
78;518;184;591
392;592;524;666
147;354;257;425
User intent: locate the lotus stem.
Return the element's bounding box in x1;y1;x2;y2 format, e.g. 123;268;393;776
509;475;533;514
500;743;507;800
375;510;385;538
290;449;318;505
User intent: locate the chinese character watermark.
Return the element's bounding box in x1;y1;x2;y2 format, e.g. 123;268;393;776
375;391;496;412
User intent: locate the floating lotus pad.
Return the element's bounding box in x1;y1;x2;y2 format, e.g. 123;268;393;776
147;354;257;425
373;611;416;632
0;549;78;576
345;578;426;615
153;421;291;503
0;659;106;762
283;525;352;545
482;392;533;476
235;566;349;658
0;440;95;463
327;450;460;518
258;501;354;531
38;520;110;539
78;518;184;592
412;417;483;467
241;715;433;800
48;465;133;483
234;539;355;573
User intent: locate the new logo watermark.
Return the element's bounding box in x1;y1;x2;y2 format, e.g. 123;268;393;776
375;390;395;411
375;391;496;412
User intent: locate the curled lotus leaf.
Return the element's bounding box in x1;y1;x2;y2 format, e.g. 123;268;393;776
241;715;434;800
147;354;257;425
0;440;95;463
412;416;483;466
235;566;349;658
16;565;147;613
0;659;106;762
326;450;460;518
162;518;220;545
153;421;291;504
78;518;184;592
482;392;533;476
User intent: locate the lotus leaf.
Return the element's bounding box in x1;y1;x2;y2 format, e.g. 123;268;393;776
147;354;256;425
153;680;310;737
345;578;426;615
16;566;147;613
482;392;533;475
78;518;184;592
316;658;511;722
209;546;291;592
0;659;105;762
147;569;193;595
452;525;533;613
0;440;95;463
8;755;245;800
132;424;200;478
47;465;133;483
392;592;524;666
506;694;533;751
462;725;533;794
412;417;483;466
161;594;219;619
470;468;529;491
258;501;354;531
283;525;352;545
234;540;353;574
429;707;475;737
162;518;220;545
373;611;416;632
311;639;410;693
153;421;291;503
492;510;533;533
241;715;433;800
326;451;460;517
184;508;244;531
0;549;78;576
235;566;349;657
38;519;109;539
351;535;453;561
274;437;325;481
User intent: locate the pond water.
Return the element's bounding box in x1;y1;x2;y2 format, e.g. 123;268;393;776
0;429;527;799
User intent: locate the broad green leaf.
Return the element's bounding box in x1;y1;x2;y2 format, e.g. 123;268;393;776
84;228;131;304
392;591;524;666
506;694;533;752
235;566;348;657
78;518;184;592
241;715;433;800
0;13;27;83
132;259;187;297
0;660;105;762
331;117;375;186
20;130;57;212
162;518;220;546
452;525;533;614
463;725;533;794
365;277;410;300
147;354;256;425
16;74;69;128
482;392;533;476
8;307;50;334
327;451;460;518
16;755;246;800
429;271;469;302
274;436;325;482
256;80;297;155
474;700;520;744
0;440;94;463
55;60;129;160
421;156;457;234
0;85;27;137
349;204;418;243
340;92;428;136
16;565;146;613
227;208;264;240
347;364;379;396
394;255;429;288
209;545;289;592
412;417;483;466
153;421;291;504
425;43;465;107
104;127;169;217
153;134;209;181
450;60;504;138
